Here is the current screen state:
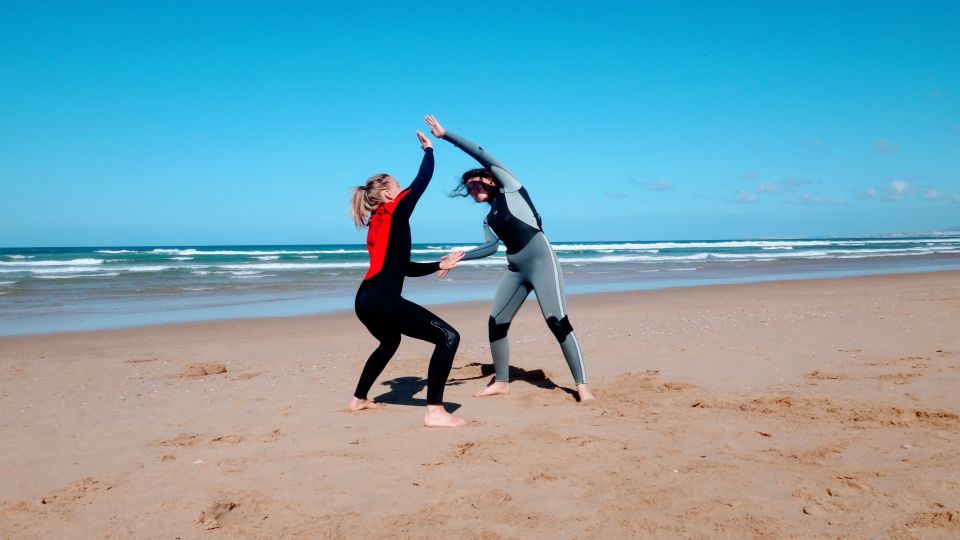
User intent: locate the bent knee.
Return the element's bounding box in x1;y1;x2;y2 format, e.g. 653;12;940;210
488;316;511;342
431;320;460;350
546;315;574;343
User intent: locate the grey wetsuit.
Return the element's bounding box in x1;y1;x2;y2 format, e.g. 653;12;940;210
442;131;587;385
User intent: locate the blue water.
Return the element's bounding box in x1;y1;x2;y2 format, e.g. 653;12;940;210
1;236;959;336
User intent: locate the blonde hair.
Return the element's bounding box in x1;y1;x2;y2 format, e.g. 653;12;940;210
350;173;393;229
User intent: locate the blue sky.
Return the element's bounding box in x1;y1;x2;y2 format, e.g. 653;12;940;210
2;1;958;247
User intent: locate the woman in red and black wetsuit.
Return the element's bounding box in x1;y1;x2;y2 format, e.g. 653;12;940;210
348;131;467;428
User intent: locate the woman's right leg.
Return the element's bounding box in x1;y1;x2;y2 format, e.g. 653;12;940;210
475;270;530;397
352;329;401;405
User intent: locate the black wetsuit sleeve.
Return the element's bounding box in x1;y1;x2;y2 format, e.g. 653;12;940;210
461;219;500;261
395;148;435;216
441;131;523;192
405;260;441;277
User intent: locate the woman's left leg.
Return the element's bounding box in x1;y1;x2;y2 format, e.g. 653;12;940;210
527;248;589;389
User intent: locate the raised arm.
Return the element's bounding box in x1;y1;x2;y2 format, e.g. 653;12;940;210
425;115;523;192
395;132;435;215
461;219;500;261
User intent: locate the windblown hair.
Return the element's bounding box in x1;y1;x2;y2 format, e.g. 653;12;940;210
449;168;496;199
350;173;393;229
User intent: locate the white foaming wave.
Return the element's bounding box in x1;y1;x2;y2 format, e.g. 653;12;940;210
254;256;280;261
118;265;172;272
169;256;194;261
708;251;831;259
456;258;510;266
36;272;121;279
762;246;794;250
149;248;366;256
6;255;34;259
0;280;16;285
0;258;104;267
192;270;211;276
228;270;263;276
552;243;668;251
216;262;368;270
19;266;111;275
95;249;136;254
411;246;508;254
231;273;277;279
559;254;711;264
299;256;319;259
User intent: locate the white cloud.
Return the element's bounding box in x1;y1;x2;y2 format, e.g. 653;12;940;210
628;179;672;192
864;187;880;199
735;190;757;203
757;182;784;193
890;180;912;198
922;189;947;201
790;194;845;205
874;138;899;156
647;180;672;192
785;177;812;187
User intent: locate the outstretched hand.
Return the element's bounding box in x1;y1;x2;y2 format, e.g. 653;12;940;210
437;250;465;277
417;130;432;150
424;115;445;138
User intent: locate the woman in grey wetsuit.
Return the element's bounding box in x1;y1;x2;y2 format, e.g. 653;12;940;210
425;115;595;402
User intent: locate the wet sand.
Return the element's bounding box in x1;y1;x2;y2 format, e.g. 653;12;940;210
1;271;959;538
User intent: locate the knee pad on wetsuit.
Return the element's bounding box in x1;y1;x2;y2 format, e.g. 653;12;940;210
430;320;460;350
488;316;511;342
546;315;573;343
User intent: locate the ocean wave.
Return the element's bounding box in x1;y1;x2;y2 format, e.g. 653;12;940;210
5;255;34;259
216;262;370;270
148;248;366;256
169;256;194;261
95;250;136;254
0;280;17;285
0;258;104;267
35;272;121;279
254;256;280;261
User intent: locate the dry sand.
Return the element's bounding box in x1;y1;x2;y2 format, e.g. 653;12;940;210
1;271;959;538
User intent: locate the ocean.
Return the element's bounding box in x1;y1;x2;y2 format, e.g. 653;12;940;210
2;235;959;336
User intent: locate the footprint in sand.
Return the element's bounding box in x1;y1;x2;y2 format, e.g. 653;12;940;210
155;433;203;448
38;478;112;516
210;435;244;444
260;429;283;443
124;357;159;364
805;370;849;381
178;362;228;378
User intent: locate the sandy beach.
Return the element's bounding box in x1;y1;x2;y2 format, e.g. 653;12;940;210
1;270;958;538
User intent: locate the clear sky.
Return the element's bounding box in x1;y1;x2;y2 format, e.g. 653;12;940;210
2;1;959;247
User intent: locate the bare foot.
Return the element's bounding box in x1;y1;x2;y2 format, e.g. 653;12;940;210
423;405;466;427
577;384;596;403
349;397;384;412
473;381;510;397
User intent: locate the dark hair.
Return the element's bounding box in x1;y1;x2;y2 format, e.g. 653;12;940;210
449;168;497;199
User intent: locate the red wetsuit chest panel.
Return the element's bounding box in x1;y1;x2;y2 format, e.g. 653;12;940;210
363;190;410;280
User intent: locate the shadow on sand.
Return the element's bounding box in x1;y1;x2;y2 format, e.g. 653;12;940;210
448;362;580;401
372;376;462;412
